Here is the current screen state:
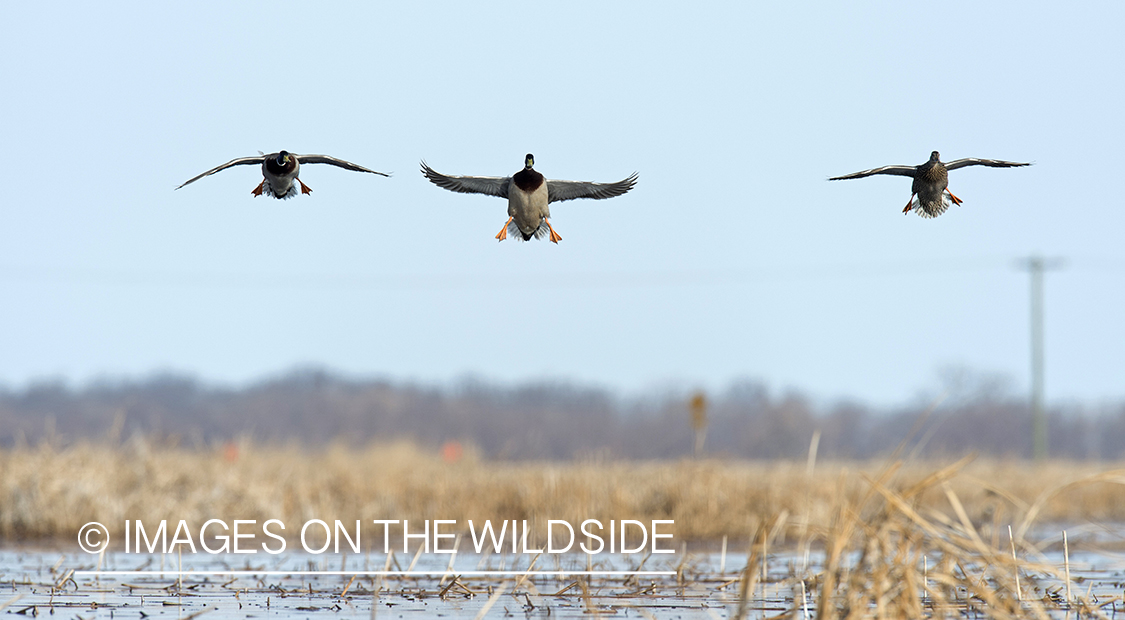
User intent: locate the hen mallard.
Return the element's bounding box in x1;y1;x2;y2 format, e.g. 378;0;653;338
420;154;638;243
829;151;1030;217
177;151;389;199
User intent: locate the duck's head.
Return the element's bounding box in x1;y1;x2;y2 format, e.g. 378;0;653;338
276;151;292;165
524;153;535;169
929;151;941;162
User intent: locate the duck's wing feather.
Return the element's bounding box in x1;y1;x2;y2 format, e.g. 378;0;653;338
420;161;510;198
828;165;917;181
546;173;639;204
297;154;390;177
944;158;1030;171
176;156;265;189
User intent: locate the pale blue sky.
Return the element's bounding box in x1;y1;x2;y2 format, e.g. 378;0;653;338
1;1;1122;406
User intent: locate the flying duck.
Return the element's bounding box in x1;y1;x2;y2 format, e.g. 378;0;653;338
176;151;389;199
420;154;638;242
829;151;1030;217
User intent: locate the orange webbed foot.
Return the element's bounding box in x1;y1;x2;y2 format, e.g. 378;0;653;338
902;194;916;214
546;220;562;244
252;181;266;197
298;179;313;195
947;189;963;205
495;217;512;242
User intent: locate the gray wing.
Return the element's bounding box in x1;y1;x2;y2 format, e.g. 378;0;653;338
420;161;510;198
176;156;265;189
944;158;1030;171
296;154;390;177
828;165;917;181
546;173;639;204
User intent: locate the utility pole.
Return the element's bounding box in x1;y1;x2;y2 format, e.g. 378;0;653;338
1015;255;1065;460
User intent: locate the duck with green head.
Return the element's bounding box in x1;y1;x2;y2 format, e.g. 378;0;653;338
177;151;389;199
421;154;638;242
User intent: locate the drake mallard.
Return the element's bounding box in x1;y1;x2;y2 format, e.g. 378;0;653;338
420;154;638;243
829;151;1030;217
176;151;389;199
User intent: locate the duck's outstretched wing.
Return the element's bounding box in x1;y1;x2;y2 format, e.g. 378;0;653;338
176;156;265;189
420;161;510;198
828;165;917;181
944;158;1030;171
546;173;638;204
298;154;390;177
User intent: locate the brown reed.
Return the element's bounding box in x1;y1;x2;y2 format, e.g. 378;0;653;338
1;438;1124;546
4;438;1125;619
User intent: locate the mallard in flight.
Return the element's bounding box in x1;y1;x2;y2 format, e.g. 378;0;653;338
420;154;638;242
829;151;1029;217
177;151;389;199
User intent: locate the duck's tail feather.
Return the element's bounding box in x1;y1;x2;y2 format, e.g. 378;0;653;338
913;193;952;218
260;182;298;200
510;220;550;242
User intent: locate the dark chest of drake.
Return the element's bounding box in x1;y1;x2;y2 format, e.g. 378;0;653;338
264;157;298;176
512;169;545;193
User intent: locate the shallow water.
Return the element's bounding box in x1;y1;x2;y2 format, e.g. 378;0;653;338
3;535;1125;619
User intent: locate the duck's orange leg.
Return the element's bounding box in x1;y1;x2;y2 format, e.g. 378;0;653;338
902;194;916;214
298;179;313;195
495;217;512;241
252;181;266;196
546;219;562;244
946;189;963;205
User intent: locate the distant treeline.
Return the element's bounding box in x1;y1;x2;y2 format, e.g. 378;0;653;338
1;369;1122;459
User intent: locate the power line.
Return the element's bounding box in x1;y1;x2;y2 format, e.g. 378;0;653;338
0;256;1039;291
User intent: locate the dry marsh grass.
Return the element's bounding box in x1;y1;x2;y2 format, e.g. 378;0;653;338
4;439;1125;619
1;438;1124;544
